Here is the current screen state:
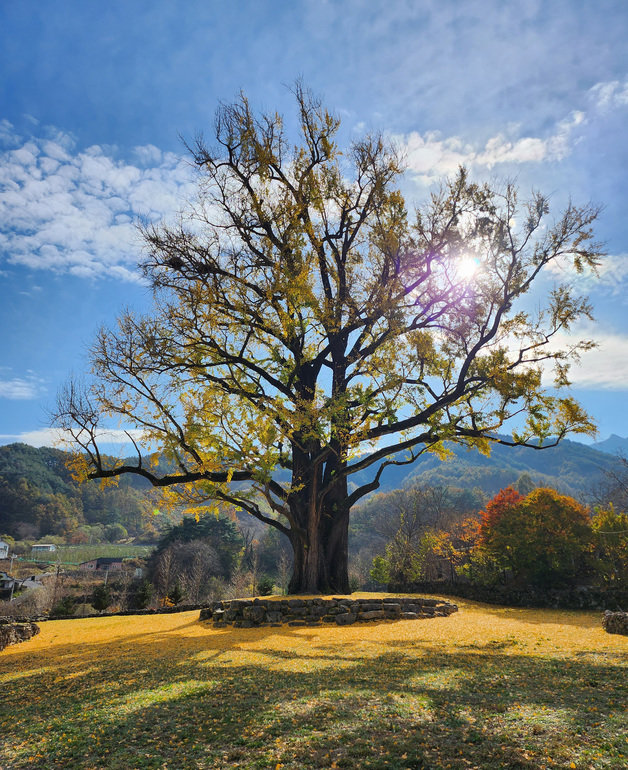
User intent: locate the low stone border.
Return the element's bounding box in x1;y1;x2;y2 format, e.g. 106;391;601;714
200;596;458;628
603;610;628;635
0;617;40;652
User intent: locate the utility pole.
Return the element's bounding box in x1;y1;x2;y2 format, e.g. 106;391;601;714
51;564;60;610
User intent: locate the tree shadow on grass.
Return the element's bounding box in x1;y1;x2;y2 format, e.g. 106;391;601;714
1;619;626;769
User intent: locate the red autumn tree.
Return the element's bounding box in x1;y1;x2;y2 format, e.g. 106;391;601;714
478;487;524;543
480;487;591;587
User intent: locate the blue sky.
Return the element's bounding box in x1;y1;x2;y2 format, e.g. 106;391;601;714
1;0;628;449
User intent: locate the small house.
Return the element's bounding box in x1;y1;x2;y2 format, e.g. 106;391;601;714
0;571;17;599
0;540;9;559
31;543;57;554
0;571;14;590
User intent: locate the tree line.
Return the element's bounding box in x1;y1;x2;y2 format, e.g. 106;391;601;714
369;468;628;605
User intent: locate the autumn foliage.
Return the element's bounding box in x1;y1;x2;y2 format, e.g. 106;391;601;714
478;486;524;543
372;484;626;595
479;487;592;587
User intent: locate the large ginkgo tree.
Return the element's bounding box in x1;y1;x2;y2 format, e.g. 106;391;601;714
55;85;602;593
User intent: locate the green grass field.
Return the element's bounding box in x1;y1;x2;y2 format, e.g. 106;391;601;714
0;595;626;769
27;544;154;567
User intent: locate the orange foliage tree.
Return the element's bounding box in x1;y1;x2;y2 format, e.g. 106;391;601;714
479;487;591;587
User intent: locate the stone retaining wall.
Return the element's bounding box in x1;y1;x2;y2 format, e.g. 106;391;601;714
200;596;458;628
603;610;628;635
0;617;40;652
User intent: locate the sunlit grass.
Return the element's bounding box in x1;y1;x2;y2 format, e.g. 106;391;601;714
1;593;626;769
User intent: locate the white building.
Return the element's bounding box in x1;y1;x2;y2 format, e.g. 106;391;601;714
0;540;10;559
31;543;57;554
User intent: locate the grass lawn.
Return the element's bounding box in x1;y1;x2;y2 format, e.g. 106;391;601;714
0;594;626;769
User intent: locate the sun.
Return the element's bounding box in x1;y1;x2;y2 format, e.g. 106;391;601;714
457;255;480;281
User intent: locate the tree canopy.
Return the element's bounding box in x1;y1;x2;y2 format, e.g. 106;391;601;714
55;85;602;593
479;487;592;587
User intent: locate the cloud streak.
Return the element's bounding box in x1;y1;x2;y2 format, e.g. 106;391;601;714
395;110;586;184
0;372;46;400
0;426;147;449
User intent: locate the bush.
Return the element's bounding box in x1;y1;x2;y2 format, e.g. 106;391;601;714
132;579;153;609
257;575;274;596
92;583;113;612
167;582;184;605
50;595;76;617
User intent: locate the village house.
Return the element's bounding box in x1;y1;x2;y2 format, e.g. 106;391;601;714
0;571;17;599
0;571;15;590
31;543;57;555
0;540;9;559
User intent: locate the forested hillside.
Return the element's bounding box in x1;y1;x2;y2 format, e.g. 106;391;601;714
0;439;623;545
0;443;157;541
350;437;624;498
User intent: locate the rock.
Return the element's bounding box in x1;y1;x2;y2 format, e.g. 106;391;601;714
242;605;266;624
197;595;457;628
358;610;385;621
335;612;356;626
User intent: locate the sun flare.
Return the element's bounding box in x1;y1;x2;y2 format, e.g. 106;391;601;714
457;255;480;281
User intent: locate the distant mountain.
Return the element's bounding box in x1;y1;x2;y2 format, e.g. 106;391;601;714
1;436;623;542
348;437;623;500
591;434;628;457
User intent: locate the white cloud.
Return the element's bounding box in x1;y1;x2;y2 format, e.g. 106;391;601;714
0;426;147;449
569;330;628;390
0;122;197;282
0;374;46;400
544;253;628;300
541;325;628;391
396;109;587;184
589;78;628;110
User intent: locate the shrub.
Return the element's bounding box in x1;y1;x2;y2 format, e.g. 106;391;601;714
50;595;76;617
257;575;275;596
92;583;113;611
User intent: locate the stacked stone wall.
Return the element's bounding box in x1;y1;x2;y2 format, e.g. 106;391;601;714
200;596;457;628
603;610;628;636
0;617;40;652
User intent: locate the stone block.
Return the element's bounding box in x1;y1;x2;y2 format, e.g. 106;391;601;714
358;610;385;621
243;605;266;623
335;612;356;626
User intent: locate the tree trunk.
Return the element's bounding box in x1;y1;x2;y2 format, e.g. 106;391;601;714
287;509;351;594
286;434;352;594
